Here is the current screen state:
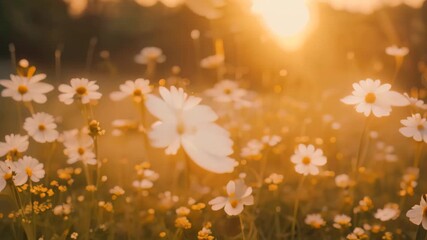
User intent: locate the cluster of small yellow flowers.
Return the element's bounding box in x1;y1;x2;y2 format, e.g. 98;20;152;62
98;201;114;212
191;202;206;211
304;214;326;229
354;196;374;213
364;223;385;234
53;202;72;220
176;206;191;216
57;167;82;185
86;185;97;192
197;222;214;240
333;214;352;229
382;232;393;240
109;186;125;200
175;216;192;229
399;167;419;196
30;184;54;198
264;173;284;191
17;184;28;192
347;227;368;240
70;232;79;239
23;201;52;215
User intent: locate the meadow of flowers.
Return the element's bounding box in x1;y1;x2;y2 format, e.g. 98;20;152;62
1;0;427;240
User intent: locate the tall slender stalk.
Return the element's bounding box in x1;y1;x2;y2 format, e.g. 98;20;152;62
413;142;424;168
291;176;306;240
239;214;246;240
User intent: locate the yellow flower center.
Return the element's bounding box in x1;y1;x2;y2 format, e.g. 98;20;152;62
3;172;12;180
78;147;85;156
38;124;46;131
423;206;427;217
223;88;232;95
418;124;424;131
76;86;87;95
302;157;311;165
364;93;376;104
133;89;142;96
230;199;239;208
176;121;185;135
18;85;28;95
26;167;33;177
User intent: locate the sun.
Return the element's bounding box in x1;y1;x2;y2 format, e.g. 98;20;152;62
251;0;312;50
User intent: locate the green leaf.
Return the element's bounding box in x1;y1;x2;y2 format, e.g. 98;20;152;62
415;224;427;240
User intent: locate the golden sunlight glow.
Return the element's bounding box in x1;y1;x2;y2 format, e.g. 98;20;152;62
251;0;312;50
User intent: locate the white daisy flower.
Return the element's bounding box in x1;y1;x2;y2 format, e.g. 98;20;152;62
0;134;29;158
208;179;254;216
110;78;152;103
134;47;166;65
205;80;251;107
0;74;53;103
374;203;400;221
304;213;326;229
261;135;282;146
133;179;154;190
335;174;353;189
240;139;264;160
406;195;427;229
62;130;96;165
385;45;409;57
399;114;427;143
23;112;59;143
291;144;327;176
14;156;45;186
0;160;15;192
404;93;427;110
341;79;409;117
333;214;352;229
145;86;236;174
58;78;102;105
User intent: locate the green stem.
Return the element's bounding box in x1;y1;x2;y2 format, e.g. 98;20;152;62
291;176;305;240
239;214;246;240
414;142;424;168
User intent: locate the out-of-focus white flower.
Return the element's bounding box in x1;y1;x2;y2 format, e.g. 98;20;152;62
111;119;140;136
304;213;326;229
209;179;254;216
200;55;224;69
133;179;155;189
135;0;184;7
53;203;72;216
24;112;59;143
386;45;409;57
240;139;264;160
261;135;282;146
134;0;158;6
58;78;102;105
0;74;53;104
406;195;427;229
0;160;14;192
374;142;398;162
346;227;368;240
110;79;152;103
333;214;352;229
134;47;166;65
399;114;427;143
320;0;383;14
14;156;45;186
109;186;125;196
205;80;251;108
145;86;236;173
62;130;97;165
404;93;427;110
374;203;400;221
63;0;88;17
133;168;159;190
335;174;353;189
341;79;409;117
291;144;327;176
0;134;29;158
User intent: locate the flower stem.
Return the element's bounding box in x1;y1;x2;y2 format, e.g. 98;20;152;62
413;142;424;168
291;176;305;240
239;214;246;240
353;116;371;180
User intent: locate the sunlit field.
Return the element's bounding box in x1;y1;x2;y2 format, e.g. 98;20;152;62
1;0;427;239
